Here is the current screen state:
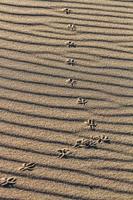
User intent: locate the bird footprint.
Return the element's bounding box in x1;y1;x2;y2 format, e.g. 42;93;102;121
19;162;36;171
0;177;16;187
57;149;72;158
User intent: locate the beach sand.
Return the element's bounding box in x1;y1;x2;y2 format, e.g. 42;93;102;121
0;0;133;199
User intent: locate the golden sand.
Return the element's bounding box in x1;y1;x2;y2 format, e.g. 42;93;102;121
0;0;133;199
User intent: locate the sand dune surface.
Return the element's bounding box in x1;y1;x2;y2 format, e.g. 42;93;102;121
0;0;133;199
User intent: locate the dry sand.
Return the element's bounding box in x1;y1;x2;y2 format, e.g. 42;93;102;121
0;0;133;199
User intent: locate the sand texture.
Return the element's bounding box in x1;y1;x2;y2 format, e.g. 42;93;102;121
0;0;133;199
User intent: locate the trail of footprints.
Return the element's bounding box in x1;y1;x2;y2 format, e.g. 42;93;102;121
0;6;111;191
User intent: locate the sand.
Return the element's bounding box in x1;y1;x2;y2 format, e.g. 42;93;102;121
0;0;133;199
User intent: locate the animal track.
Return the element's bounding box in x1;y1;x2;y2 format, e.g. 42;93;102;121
74;139;97;148
0;177;16;188
88;135;110;143
66;41;76;48
99;135;110;143
18;162;36;171
84;119;97;130
66;58;75;66
68;24;76;31
77;97;88;106
65;78;77;87
63;8;71;14
57;149;72;158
